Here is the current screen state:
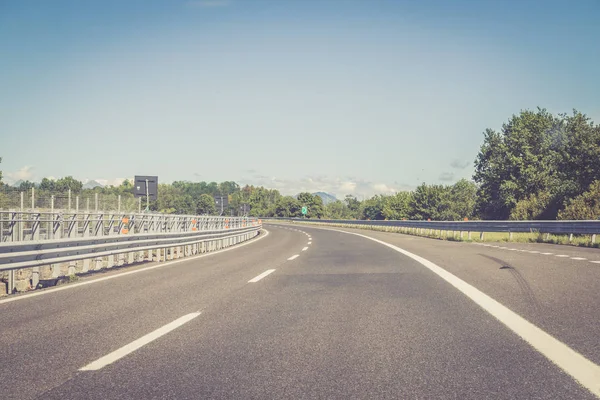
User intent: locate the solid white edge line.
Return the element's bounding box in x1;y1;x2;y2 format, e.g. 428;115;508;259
0;229;270;305
302;247;308;251
305;225;600;398
80;312;201;371
288;254;299;260
248;269;276;283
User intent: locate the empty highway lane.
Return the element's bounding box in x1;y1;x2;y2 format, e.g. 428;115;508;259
1;224;599;399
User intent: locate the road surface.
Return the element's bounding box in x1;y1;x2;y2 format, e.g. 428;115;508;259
1;223;599;399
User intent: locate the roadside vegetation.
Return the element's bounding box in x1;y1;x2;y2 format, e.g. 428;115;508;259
1;108;599;221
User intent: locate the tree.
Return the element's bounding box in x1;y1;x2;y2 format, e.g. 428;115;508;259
18;181;36;191
196;193;217;215
410;183;448;220
360;195;385;220
558;181;600;220
474;109;560;219
152;184;194;214
274;196;301;217
344;195;361;218
296;192;324;219
325;200;352;219
54;176;83;193
40;177;55;191
510;191;553;220
382;192;413;220
446;179;478;220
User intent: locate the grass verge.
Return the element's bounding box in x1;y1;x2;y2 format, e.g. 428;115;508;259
273;220;600;249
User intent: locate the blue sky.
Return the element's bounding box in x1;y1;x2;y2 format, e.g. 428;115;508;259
1;0;599;197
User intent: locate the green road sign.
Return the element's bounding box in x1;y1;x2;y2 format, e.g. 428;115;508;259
301;206;308;215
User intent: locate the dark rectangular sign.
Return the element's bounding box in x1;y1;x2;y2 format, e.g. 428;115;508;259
133;176;158;200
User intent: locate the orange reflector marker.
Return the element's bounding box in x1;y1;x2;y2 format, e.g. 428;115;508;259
121;228;129;234
464;217;469;221
192;219;197;224
192;227;197;231
122;217;129;224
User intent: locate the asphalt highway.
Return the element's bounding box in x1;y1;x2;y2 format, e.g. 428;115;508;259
1;224;599;399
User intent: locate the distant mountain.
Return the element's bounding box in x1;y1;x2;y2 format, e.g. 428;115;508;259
83;180;104;189
313;192;337;205
13;180;24;187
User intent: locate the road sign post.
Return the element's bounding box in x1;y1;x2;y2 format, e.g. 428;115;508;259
133;176;158;212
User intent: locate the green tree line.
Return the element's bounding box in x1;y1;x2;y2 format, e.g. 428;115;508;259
1;108;599;219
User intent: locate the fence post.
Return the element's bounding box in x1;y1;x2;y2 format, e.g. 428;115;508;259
31;187;35;210
118;195;121;213
50;196;55;240
51;212;62;278
68;189;71;211
138;197;142;214
95;193;99;212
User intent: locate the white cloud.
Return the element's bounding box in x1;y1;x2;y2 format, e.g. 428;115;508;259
94;178;128;187
239;174;411;198
5;165;35;183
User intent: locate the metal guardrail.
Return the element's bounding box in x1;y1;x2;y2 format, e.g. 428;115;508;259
0;211;262;295
266;218;600;241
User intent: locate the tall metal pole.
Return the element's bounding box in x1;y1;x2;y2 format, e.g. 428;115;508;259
145;179;149;212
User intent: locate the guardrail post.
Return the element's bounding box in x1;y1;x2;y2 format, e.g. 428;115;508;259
107;215;115;268
51;212;63;278
509;232;513;240
460;231;464;239
569;233;573;243
592;234;596;245
82;212;90;273
32;212;40;288
94;213;104;271
480;232;484;240
468;231;471;240
7;270;15;295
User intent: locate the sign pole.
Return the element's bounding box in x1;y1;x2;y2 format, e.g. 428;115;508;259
145;179;149;212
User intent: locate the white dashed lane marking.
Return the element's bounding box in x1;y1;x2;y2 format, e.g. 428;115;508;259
288;255;299;261
302;247;308;251
471;241;600;265
248;269;276;283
